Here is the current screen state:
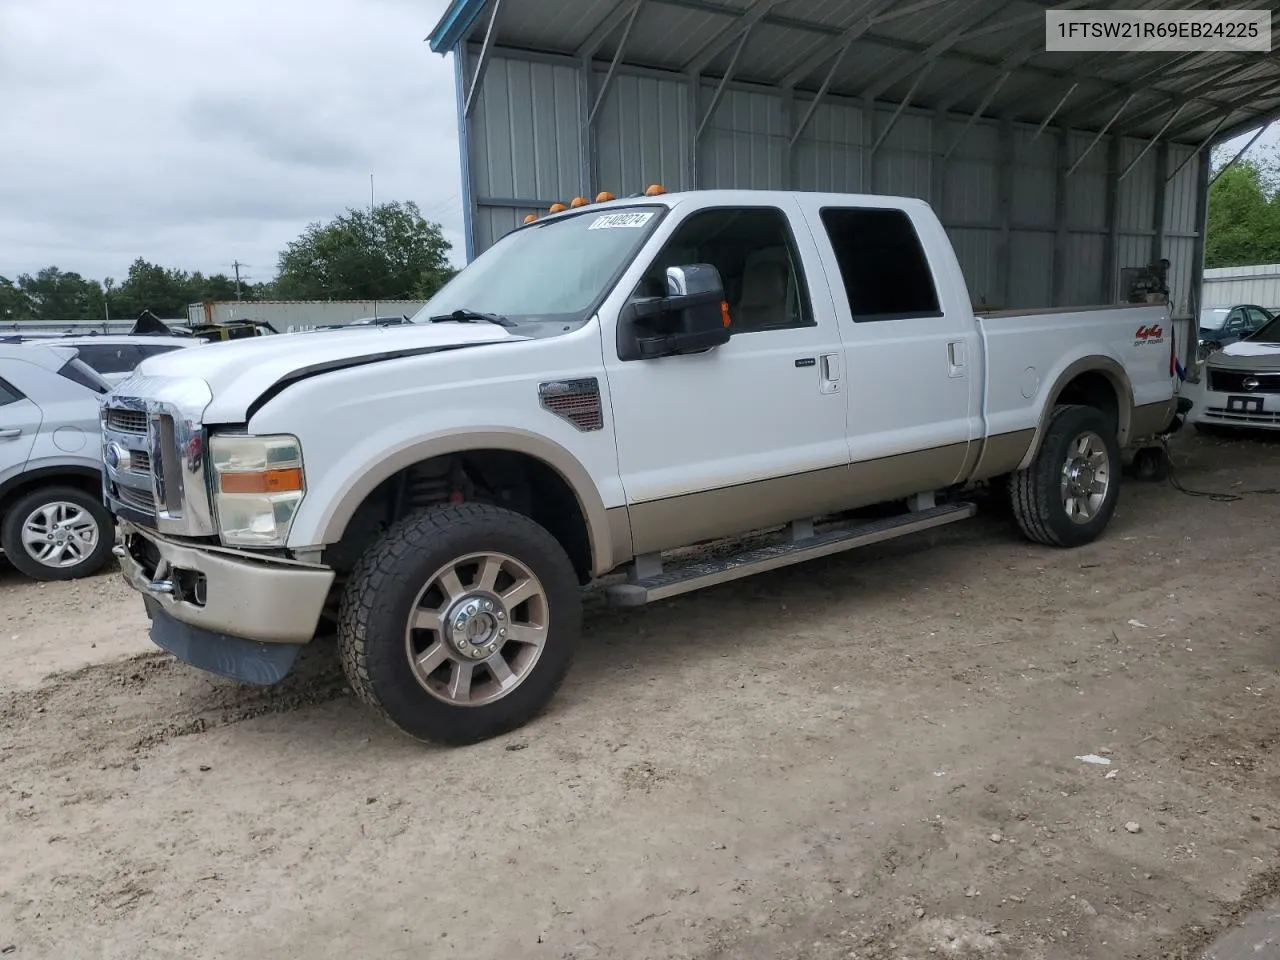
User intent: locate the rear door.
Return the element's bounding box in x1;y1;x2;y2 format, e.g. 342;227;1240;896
0;371;42;485
794;199;980;490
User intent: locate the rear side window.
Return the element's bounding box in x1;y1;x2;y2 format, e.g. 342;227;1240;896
58;358;110;394
0;377;22;406
819;207;942;322
73;343;141;374
136;344;184;363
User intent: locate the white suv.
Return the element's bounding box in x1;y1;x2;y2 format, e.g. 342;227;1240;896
1;334;201;386
0;343;116;581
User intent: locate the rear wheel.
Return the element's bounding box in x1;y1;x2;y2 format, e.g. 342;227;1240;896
0;486;115;581
1009;404;1122;547
338;502;582;745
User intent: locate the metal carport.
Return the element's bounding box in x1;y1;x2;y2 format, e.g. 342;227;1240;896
427;0;1280;372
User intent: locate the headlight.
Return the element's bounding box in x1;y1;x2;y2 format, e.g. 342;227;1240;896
209;434;305;548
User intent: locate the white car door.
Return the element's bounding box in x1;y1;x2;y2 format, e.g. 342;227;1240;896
0;369;42;482
601;199;851;555
794;198;980;490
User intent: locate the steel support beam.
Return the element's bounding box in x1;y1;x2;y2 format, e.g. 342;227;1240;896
1209;121;1272;187
683;0;777;75
1167;112;1230;181
1052;125;1070;306
1186;146;1212;382
779;0;899;90
1152;140;1168;270
1165;78;1280;140
695;23;754;141
586;0;645;126
997;118;1014;308
1117;104;1186;182
1031;83;1078;142
462;0;504;119
575;0;642;59
790;39;856;147
869;62;935;158
862;96;876;192
1103;133;1122;303
941;71;1010;164
1066;94;1134;177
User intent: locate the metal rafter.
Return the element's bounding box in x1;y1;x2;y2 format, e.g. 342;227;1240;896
1210;121;1273;186
779;0;903;90
869;60;936;157
694;20;757;140
1117;103;1188;182
1031;83;1079;142
856;0;1015;104
1165;77;1280;140
575;0;642;59
788;35;858;146
462;0;505;119
1106;58;1279;132
683;0;779;76
1066;93;1136;177
942;70;1011;163
585;0;645;126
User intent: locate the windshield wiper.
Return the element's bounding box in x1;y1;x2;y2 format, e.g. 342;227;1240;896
426;309;515;328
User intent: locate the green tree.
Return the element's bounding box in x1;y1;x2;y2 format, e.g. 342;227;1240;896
274;200;455;301
0;276;34;322
15;267;103;321
1205;154;1280;268
112;258;199;318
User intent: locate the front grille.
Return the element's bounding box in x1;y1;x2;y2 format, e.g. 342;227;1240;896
1204;406;1280;425
107;409;149;434
1208;370;1280;394
131;449;151;474
117;485;156;511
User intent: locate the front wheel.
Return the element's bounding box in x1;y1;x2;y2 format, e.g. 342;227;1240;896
338;502;582;745
1009;404;1122;547
0;486;116;581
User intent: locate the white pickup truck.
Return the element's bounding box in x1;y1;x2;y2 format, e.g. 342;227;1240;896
102;189;1177;745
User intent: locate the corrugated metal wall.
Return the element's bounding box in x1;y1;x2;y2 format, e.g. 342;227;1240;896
1201;263;1280;311
462;46;1204;316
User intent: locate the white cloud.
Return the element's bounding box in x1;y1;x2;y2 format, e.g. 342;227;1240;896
0;0;463;283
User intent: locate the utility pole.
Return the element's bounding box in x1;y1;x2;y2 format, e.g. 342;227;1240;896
370;173;378;322
233;260;244;301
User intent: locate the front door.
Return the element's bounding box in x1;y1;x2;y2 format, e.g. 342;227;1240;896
795;199;980;494
601;201;851;555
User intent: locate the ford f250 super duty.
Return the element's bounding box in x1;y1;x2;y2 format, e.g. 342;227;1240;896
101;189;1178;745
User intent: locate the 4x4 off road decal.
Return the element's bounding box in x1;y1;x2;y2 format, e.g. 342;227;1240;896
1134;324;1164;345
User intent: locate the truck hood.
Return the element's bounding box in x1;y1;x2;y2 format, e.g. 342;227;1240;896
1208;338;1280;372
124;322;528;423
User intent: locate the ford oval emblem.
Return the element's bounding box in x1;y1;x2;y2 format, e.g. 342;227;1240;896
105;441;131;472
1245;378;1261;391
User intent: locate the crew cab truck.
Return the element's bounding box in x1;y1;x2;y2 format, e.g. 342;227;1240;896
102;189;1177;745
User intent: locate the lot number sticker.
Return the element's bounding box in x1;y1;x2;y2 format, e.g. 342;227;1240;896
588;212;655;230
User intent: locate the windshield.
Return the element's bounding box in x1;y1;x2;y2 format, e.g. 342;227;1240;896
411;205;666;326
1199;308;1229;332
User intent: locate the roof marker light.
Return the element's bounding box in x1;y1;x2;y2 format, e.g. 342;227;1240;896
595;191;616;202
570;196;589;207
524;214;538;224
644;183;666;196
548;202;568;213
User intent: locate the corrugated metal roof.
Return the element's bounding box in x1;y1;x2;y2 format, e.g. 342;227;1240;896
429;0;1280;145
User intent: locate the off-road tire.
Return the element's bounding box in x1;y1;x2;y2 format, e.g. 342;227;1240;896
337;502;582;745
0;485;116;581
1009;404;1122;548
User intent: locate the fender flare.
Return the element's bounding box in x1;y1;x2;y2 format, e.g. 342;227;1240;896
313;427;628;576
1016;356;1135;472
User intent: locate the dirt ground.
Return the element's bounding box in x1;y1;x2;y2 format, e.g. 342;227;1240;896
2;429;1278;960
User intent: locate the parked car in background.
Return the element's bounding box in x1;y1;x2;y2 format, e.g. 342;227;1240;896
1197;304;1273;358
39;334;201;386
0;343;116;581
1191;310;1280;432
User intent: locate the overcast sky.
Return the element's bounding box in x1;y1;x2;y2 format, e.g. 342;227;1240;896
1;0;1276;288
0;0;461;285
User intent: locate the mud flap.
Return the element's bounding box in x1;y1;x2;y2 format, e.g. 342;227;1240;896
144;598;302;685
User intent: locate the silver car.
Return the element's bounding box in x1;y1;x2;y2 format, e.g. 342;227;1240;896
0;343;115;581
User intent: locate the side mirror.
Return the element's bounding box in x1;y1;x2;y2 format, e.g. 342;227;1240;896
617;263;731;361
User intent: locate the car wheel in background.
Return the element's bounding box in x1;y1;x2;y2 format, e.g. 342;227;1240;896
0;486;116;581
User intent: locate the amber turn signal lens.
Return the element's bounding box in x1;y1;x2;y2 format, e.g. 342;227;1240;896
720;301;732;328
570;196;589;207
219;467;304;495
644;183;666;196
594;191;615;202
523;214;538;224
548;202;568;213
